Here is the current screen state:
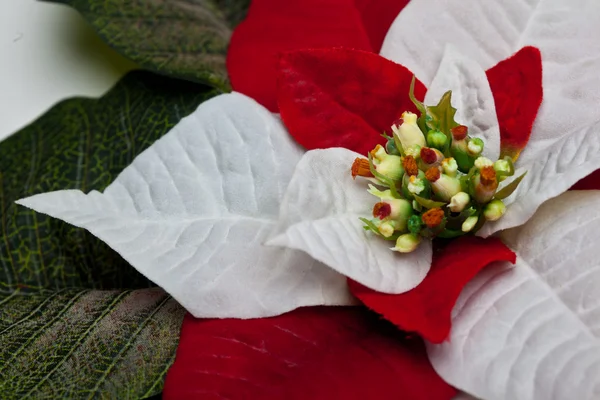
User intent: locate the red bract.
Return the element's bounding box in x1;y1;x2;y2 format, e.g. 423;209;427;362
571;170;600;190
486;46;543;161
163;307;457;400
348;237;517;343
227;0;372;112
353;0;411;51
227;0;413;112
278;48;426;154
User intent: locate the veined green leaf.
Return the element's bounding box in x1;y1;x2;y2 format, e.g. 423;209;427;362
0;288;184;399
425;90;459;141
49;0;251;90
0;71;217;397
495;172;527;200
1;71;218;293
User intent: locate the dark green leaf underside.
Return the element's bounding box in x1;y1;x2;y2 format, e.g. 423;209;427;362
0;287;185;399
0;70;218;293
49;0;251;90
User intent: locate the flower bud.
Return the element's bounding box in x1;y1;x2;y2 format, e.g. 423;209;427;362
419;147;444;170
467;137;484;156
392;233;422;253
494;158;513;181
385;137;400;156
392;112;427;152
378;220;396;237
474;156;494;170
450;128;473;173
407;175;426;195
472;166;498;204
405;144;422;158
371;145;404;181
448;192;470;213
425;167;462;202
441;157;458;177
408;214;423;234
483;199;506;221
462;215;479;232
427;130;448;151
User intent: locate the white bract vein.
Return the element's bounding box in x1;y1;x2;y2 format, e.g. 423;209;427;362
427;191;600;400
382;0;600;236
268;148;432;294
16;92;355;319
424;45;500;162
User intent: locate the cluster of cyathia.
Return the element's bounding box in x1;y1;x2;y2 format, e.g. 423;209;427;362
352;80;525;253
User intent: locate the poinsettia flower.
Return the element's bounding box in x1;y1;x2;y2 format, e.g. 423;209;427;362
13;0;600;397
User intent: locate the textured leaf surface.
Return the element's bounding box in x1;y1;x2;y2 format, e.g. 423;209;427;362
53;0;251;89
1;70;216;293
428;191;600;400
0;70;217;398
348;237;516;343
277;48;426;155
424;46;500;161
382;0;600;236
18;93;353;319
0;287;185;399
164;307;457;400
268;148;432;294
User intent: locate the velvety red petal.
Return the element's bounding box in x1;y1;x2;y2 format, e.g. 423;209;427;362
227;0;373;112
353;0;411;51
486;46;543;160
163;307;457;400
348;237;517;344
278;48;426;154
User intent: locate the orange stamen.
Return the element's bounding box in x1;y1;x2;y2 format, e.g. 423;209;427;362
422;208;445;228
451;125;468;141
351;158;374;179
480;166;498;188
402;155;419;177
373;202;392;220
425;167;441;182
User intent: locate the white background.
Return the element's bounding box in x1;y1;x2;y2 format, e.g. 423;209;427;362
0;0;136;141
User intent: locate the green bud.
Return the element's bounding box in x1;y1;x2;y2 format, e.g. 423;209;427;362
408;215;423;234
467;137;484;156
448;192;470;213
405;144;422;158
450;138;473;173
407;175;426;195
427;129;448;151
462;215;479;232
392;233;422;253
494;158;514;181
428;171;462;202
372;145;404;181
378;221;396;237
483;199;506;221
387;198;413;231
385;137;400;156
441;157;458;177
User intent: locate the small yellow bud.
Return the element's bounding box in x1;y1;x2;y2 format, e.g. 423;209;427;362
391;233;422;253
462;215;479;232
448;192;470;213
483;199;506;221
392;112;427;152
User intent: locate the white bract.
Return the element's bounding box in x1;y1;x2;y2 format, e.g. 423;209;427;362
382;0;600;238
268;148;432;294
16;93;356;319
427;191;600;400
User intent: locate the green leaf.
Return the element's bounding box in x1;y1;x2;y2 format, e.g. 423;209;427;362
0;70;218;293
494;172;527;200
413;194;446;209
49;0;251;90
0;71;218;397
426;90;459;141
409;76;428;134
0;288;185;399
